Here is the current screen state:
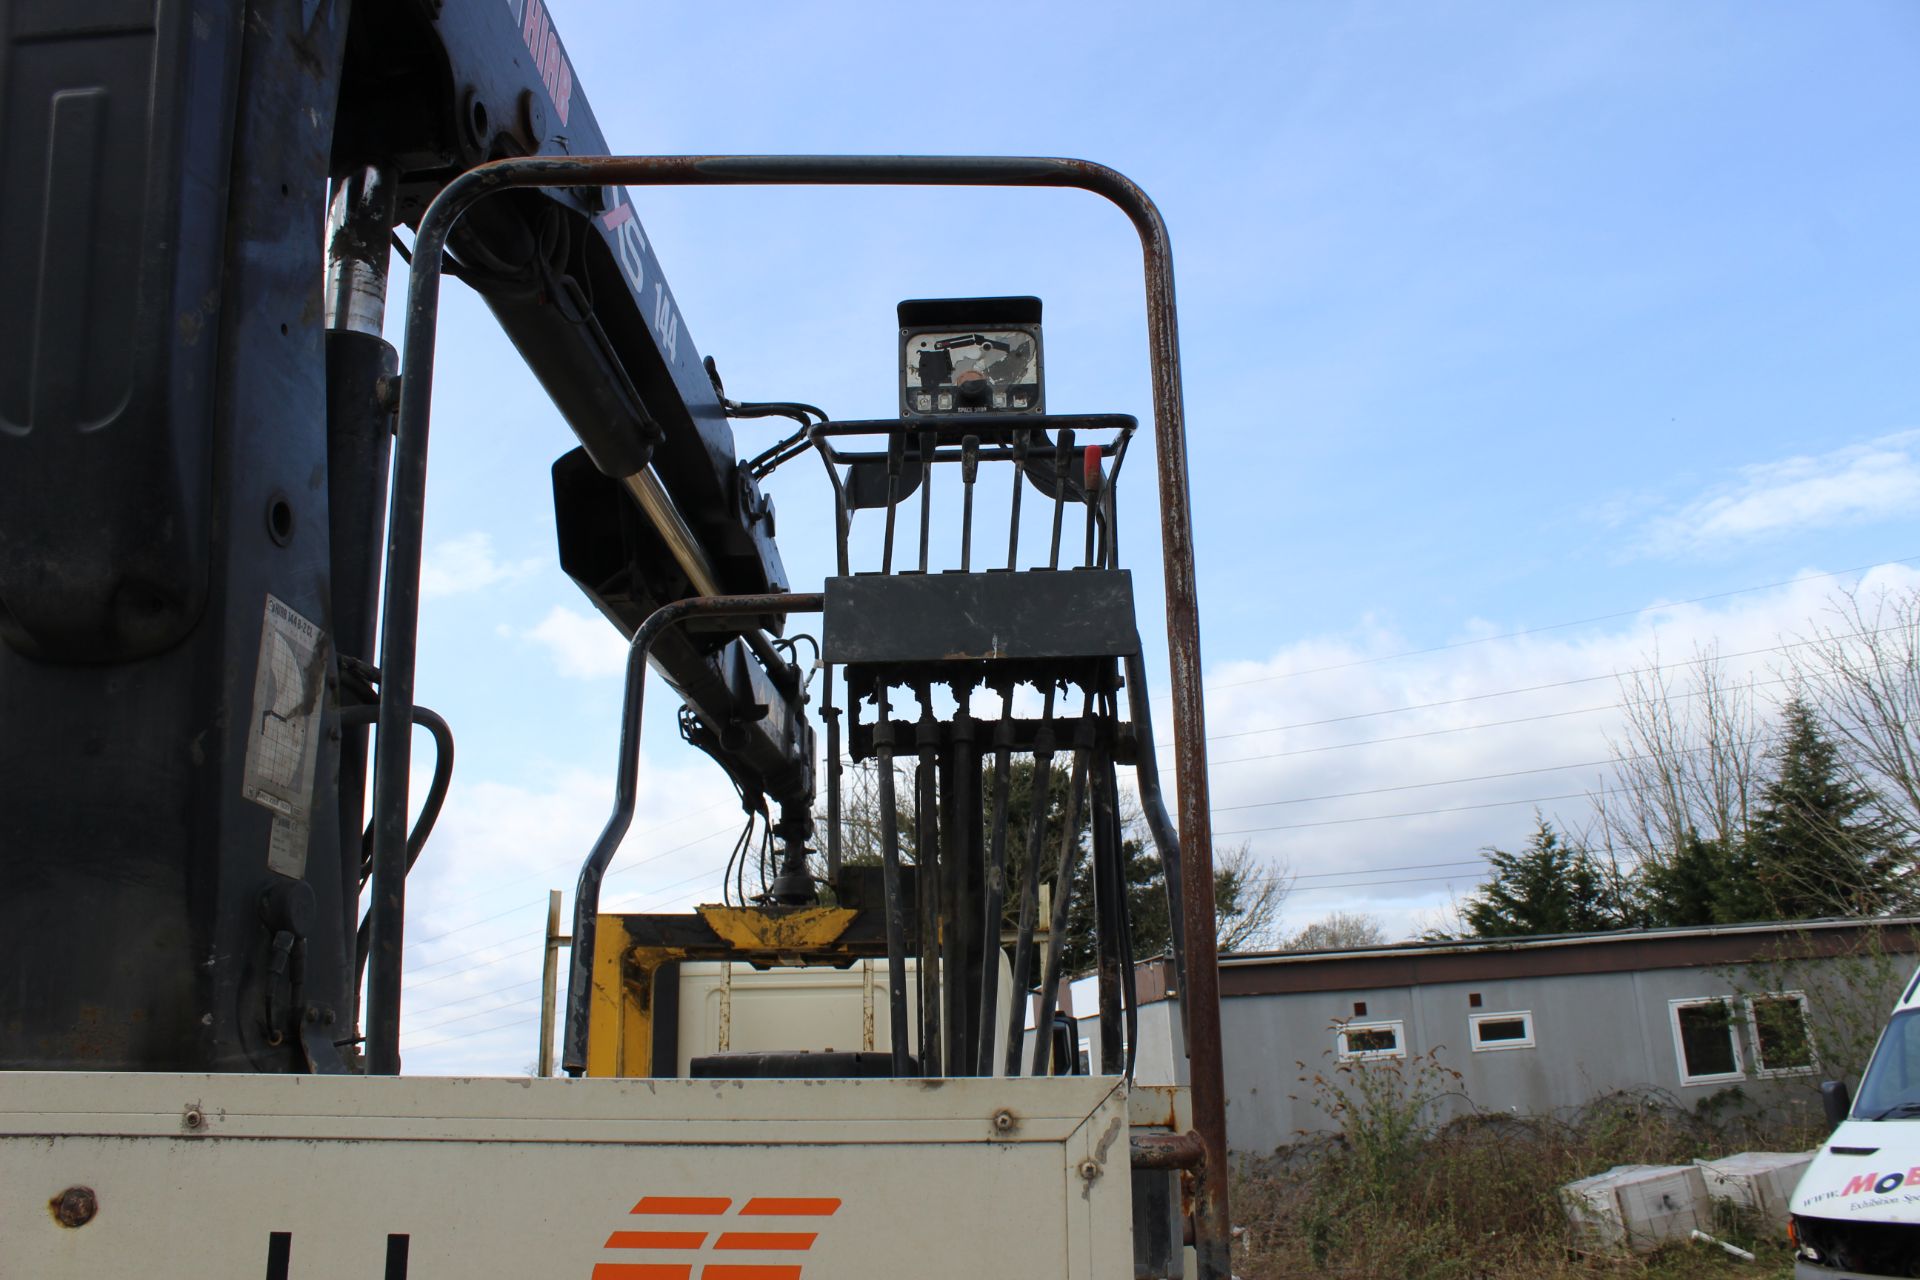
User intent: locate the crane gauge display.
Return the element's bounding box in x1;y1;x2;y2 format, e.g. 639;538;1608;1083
898;296;1044;417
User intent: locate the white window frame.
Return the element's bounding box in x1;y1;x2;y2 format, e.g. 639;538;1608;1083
1745;990;1816;1078
1669;996;1745;1086
1468;1009;1535;1052
1336;1020;1406;1061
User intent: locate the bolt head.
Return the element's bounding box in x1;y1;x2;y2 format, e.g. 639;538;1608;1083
1078;1159;1102;1180
991;1108;1017;1132
50;1186;97;1228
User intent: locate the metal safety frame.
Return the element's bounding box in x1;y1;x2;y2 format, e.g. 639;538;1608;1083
370;155;1229;1279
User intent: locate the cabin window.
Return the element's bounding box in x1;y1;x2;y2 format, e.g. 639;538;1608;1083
1746;991;1815;1076
1670;997;1744;1085
1469;1010;1535;1051
1337;1020;1405;1060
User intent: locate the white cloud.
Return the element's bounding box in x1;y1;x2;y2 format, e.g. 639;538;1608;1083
394;561;1920;1070
398;759;746;1075
1153;561;1920;943
1637;431;1920;556
420;532;542;599
525;605;630;679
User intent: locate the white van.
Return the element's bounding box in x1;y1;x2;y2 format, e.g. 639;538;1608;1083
1789;966;1920;1277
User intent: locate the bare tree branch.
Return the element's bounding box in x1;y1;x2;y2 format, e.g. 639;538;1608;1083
1592;643;1767;875
1214;841;1288;952
1283;910;1387;952
1783;585;1920;847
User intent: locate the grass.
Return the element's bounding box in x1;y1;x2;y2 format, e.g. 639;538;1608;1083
1228;1047;1825;1280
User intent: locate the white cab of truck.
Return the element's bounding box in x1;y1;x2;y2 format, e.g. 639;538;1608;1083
1789;965;1920;1278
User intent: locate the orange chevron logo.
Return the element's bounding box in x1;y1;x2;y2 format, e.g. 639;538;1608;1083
591;1196;843;1280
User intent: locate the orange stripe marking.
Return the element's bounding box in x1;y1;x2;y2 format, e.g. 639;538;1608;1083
714;1232;816;1251
738;1197;840;1217
699;1267;801;1280
592;1265;691;1280
631;1197;732;1216
605;1231;709;1250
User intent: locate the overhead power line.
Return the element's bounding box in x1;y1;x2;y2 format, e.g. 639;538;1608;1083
400;822;741;981
406;990;541;1037
1210;748;1700;815
1168;555;1919;698
409;1010;540;1054
406;900;535;952
1215;787;1626;836
1286;871;1480;895
407;825;763;997
405;974;539;1026
1160;622;1901;761
419;798;742;917
1291;857;1487;880
407;940;542;992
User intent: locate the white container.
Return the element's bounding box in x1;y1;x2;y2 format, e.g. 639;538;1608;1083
1561;1163;1711;1253
1694;1150;1816;1231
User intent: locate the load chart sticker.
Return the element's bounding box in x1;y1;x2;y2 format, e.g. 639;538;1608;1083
242;595;328;878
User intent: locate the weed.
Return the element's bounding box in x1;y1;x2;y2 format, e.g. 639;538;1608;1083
1292;1025;1466;1202
1236;1057;1821;1279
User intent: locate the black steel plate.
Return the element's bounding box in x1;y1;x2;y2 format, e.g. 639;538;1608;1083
822;570;1137;664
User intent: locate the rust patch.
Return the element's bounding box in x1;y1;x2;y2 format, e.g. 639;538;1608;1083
697;905;857;956
50;1186;97;1228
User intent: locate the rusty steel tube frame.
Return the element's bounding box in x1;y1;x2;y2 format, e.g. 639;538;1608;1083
559;591;823;1077
1130;1130;1207;1171
375;154;1228;1278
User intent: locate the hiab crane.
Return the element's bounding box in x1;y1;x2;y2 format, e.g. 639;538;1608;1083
0;2;1232;1276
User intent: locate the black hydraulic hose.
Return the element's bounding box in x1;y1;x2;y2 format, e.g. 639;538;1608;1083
916;430;935;574
873;715;913;1075
973;718;1015;1076
824;671;842;879
742;404;826;480
913;700;941;1074
1003;708;1057;1076
342;703;454;892
1046;429;1074;570
560;593;821;1077
1089;745;1126;1075
1109;751;1140;1080
340;703;454;989
1125;646;1189;1042
728;399;829;424
1030;738;1091;1075
805;425;853;577
943;709;973;1073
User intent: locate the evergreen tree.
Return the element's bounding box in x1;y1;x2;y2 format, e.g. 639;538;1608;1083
1737;698;1909;919
1640;829;1734;927
1463;815;1623;938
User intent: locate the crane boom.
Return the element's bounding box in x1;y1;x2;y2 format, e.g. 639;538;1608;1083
0;0;807;1075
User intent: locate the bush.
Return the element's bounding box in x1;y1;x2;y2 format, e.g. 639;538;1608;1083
1231;1050;1824;1279
1292;1032;1465;1202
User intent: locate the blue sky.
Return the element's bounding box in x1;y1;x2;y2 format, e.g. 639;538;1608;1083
393;2;1920;1071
